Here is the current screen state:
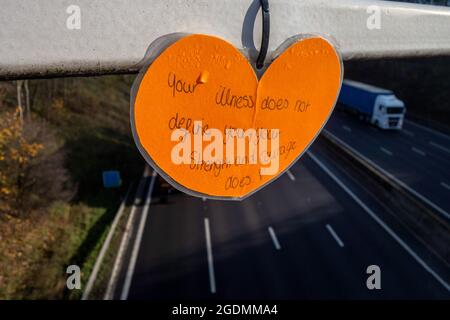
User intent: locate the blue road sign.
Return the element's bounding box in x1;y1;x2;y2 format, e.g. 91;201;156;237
103;171;122;188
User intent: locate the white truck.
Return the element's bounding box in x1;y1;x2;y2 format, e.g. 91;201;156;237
338;79;406;130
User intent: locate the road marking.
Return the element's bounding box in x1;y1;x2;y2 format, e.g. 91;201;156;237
308;151;450;292
411;147;426;156
343;125;352;133
268;226;282;250
286;170;296;181
380;147;393;156
82;185;132;300
429;141;450;154
104;170;148;300
326;224;344;248
323;130;449;220
120;171;158;300
405;120;450;142
441;182;450;191
402;129;414;137
204;217;216;294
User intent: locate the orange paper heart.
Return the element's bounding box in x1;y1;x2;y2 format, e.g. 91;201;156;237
131;34;343;199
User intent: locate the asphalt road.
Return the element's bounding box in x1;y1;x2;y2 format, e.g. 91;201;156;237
109;140;450;299
325;109;450;220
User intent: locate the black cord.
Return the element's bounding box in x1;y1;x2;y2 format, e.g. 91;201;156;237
256;0;270;70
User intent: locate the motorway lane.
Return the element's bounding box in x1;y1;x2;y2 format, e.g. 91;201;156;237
325;109;450;219
304;146;449;297
116;146;450;299
125;191;210;299
404;119;450;154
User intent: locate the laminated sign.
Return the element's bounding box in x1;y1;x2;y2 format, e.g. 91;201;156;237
131;34;343;200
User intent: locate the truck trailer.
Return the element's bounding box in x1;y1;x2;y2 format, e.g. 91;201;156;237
338;80;406;130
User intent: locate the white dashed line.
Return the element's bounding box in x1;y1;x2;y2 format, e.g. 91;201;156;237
402;129;415;137
411;147;426;156
308;151;450;292
323;130;449;220
429;141;450;154
286;170;296;181
268;226;282;250
326;224;344;248
380;147;393;156
441;182;450;191
343;125;352;133
204;218;216;294
405;120;450;141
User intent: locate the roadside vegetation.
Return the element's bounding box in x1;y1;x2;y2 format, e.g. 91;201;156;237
0;76;142;299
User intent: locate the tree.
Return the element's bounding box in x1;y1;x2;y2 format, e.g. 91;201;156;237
0;108;43;215
15;80;31;126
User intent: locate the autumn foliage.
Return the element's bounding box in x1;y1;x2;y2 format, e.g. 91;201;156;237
0;76;140;299
0;109;43;215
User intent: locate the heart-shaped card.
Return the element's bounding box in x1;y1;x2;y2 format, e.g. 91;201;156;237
131;34;343;200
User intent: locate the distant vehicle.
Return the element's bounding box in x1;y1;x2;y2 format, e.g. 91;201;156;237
338;79;406;130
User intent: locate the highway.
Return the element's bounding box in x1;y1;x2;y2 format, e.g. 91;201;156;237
325;109;450;220
107;130;450;299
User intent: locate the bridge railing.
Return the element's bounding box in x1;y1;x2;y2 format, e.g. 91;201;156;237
1;0;450;80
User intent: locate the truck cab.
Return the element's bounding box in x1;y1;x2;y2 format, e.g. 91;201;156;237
373;94;405;129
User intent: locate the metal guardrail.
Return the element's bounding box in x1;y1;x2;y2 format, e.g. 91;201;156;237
323;129;450;222
0;0;450;80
